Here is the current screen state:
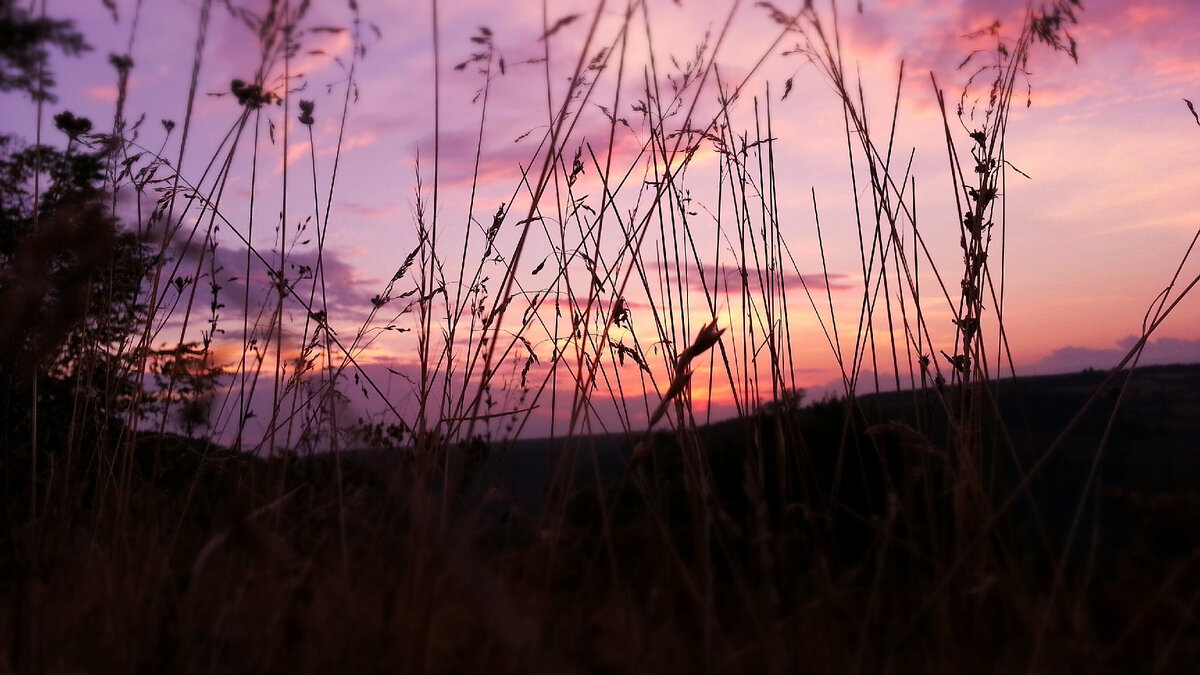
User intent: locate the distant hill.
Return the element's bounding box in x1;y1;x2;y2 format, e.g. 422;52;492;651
256;363;1200;557
457;362;1200;554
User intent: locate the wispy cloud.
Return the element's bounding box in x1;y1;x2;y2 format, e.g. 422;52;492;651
647;260;855;296
338;200;401;221
162;234;383;327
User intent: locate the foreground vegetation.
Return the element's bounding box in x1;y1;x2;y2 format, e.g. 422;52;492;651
3;0;1200;671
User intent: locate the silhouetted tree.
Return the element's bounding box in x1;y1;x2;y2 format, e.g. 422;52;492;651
0;0;89;102
0;3;148;474
0;119;149;454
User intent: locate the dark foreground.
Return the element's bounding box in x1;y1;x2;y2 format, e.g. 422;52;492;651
4;364;1200;673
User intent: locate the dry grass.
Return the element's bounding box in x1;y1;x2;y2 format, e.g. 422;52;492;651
4;0;1200;672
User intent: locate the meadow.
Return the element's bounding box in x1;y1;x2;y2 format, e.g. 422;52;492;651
3;0;1200;671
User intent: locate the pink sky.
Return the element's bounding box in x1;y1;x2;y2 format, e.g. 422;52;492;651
4;0;1199;441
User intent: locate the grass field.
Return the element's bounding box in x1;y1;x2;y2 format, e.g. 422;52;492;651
4;0;1200;671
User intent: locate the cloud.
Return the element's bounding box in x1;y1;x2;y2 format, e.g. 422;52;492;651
84;84;120;104
205;2;357;85
155;228;385;335
401;94;656;193
647;260;855;296
338;200;401;221
1029;336;1200;375
834;0;1200;120
225;244;383;318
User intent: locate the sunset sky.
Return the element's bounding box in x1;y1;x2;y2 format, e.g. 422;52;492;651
3;0;1199;440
